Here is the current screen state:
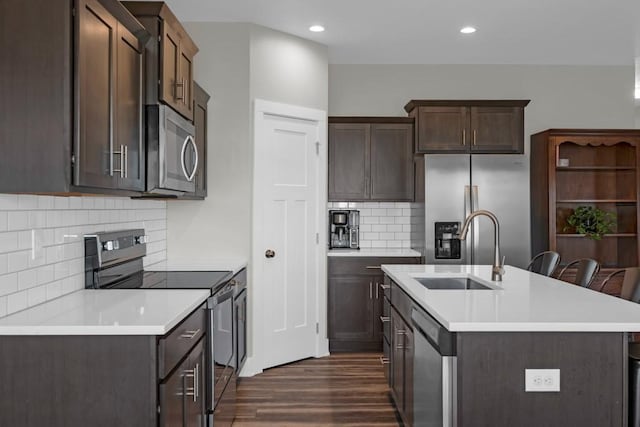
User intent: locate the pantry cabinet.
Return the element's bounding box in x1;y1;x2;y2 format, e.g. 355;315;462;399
0;0;149;195
404;100;530;154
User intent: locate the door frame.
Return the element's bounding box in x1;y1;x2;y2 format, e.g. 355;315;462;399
244;99;328;376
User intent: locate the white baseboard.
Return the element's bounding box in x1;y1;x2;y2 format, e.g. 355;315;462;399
238;356;263;378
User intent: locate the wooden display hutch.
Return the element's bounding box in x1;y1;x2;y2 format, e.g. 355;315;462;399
531;129;640;294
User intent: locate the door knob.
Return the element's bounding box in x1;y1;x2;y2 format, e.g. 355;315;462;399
265;249;276;258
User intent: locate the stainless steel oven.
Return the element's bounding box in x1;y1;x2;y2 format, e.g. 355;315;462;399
146;105;198;195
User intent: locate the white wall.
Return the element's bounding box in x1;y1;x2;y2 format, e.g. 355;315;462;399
249;25;328;111
0;195;166;317
329;64;637;260
167;23;251;261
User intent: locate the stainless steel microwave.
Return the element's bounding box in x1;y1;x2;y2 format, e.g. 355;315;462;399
145;105;198;195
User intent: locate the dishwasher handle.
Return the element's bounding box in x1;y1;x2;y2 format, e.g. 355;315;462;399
411;307;456;356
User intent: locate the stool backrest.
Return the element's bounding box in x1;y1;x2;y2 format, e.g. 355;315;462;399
527;251;561;277
557;258;600;288
620;268;640;303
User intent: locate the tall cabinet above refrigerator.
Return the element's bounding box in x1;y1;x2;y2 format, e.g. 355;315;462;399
424;154;530;268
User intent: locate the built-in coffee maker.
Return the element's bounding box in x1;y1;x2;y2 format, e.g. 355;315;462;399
434;221;461;259
329;210;360;249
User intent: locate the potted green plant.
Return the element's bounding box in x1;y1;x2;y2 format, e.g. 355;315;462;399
564;206;616;240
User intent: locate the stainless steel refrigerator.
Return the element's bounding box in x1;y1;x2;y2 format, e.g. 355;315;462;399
424;154;530;268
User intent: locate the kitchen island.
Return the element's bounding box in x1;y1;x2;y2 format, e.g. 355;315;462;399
381;264;640;427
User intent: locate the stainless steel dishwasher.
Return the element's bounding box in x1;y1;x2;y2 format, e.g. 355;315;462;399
411;307;457;427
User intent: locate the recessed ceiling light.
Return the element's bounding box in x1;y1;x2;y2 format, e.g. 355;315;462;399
460;26;477;34
309;25;325;33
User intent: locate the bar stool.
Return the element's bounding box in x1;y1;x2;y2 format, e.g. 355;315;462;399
526;251;561;277
556;258;600;289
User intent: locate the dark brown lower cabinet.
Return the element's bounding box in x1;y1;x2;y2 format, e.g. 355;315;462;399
389;284;414;426
328;256;421;352
0;305;206;427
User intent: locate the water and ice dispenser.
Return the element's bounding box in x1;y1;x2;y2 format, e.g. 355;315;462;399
434;222;461;259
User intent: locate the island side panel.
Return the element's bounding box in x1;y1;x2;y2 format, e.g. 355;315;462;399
0;335;157;427
457;332;626;427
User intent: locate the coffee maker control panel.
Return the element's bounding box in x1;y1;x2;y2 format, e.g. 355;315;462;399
435;222;461;259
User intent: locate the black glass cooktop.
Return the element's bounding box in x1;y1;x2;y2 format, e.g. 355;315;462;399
106;270;233;291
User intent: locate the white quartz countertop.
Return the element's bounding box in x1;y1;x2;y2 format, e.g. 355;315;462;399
0;289;210;335
382;264;640;332
328;248;422;258
152;258;248;275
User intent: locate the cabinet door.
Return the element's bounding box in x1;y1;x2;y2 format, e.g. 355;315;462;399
370;123;414;201
391;308;405;410
470;106;524;153
160;354;187;427
115;23;144;191
184;340;206;427
75;0;119;189
177;48;195;120
328;123;370;201
328;276;375;341
161;23;180;112
415;106;469;153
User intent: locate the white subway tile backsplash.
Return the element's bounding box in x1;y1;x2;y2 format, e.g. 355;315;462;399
7;291;27;314
379;217;395;225
0;212;7;232
0;195;167;317
0;232;19;254
331;201;420;249
0;274;18;295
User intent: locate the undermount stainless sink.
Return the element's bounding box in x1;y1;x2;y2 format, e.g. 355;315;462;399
413;277;494;290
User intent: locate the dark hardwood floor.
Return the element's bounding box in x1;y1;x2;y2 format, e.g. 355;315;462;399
233;353;400;426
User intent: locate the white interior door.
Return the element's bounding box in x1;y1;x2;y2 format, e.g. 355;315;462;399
253;100;327;370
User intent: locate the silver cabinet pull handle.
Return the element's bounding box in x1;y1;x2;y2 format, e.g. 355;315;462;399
375;282;379;299
180;329;200;339
124;145;128;178
184;365;198;401
365;265;381;269
369;282;373;299
462;129;466;146
113;145;125;178
380;316;390;323
379;356;390;365
379;283;390;290
175;78;185;101
473;129;477;146
194;363;199;401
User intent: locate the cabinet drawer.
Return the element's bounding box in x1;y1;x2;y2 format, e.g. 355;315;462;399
391;279;413;324
158;303;206;379
328;257;421;276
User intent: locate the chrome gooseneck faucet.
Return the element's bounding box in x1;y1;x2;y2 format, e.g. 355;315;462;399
457;209;505;281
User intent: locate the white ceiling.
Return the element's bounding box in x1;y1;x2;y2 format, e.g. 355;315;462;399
161;0;640;65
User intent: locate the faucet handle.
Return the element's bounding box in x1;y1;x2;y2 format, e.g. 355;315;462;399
501;256;506;267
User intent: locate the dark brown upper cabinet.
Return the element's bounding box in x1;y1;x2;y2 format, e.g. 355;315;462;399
329;117;414;202
180;82;210;200
404;100;530;154
122;2;199;121
0;0;149;195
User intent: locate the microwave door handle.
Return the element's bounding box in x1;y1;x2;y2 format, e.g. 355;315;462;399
180;135;190;181
188;135;198;181
181;135;198;182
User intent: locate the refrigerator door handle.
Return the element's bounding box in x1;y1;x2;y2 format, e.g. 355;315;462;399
464;186;471;218
472;185;480;262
